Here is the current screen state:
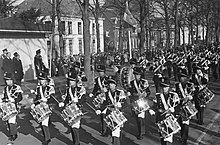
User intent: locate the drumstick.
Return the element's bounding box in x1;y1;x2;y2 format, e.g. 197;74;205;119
51;95;60;104
22;84;33;91
85;102;96;112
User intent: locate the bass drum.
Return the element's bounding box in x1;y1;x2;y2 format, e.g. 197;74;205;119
119;66;130;90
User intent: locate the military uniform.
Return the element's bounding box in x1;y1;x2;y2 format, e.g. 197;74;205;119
31;72;55;145
59;71;86;145
1;73;23;141
191;65;208;125
99;76;126;145
34;49;46;77
91;64;108;136
128;66;151;140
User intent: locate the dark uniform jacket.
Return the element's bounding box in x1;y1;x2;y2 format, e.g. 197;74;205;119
34;85;55;105
12;57;24;81
2;84;23;108
128;79;151;103
34;54;46;76
92;76;108;96
2;57;14;74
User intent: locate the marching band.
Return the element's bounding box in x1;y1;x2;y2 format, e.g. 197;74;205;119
0;46;218;145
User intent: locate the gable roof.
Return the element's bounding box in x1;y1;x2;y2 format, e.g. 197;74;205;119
0;17;50;33
17;0;81;17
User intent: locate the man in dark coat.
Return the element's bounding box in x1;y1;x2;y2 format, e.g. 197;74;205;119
2;52;14;75
12;52;24;85
34;49;46;77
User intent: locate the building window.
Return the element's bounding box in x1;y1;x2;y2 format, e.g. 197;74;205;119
68;21;72;34
79;39;82;54
69;39;73;55
92;39;95;53
78;22;82;34
92;23;95;35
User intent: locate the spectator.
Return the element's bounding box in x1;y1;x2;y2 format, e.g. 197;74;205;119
34;49;46;77
12;52;24;85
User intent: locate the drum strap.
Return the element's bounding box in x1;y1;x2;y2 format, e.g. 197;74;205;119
161;94;169;110
39;86;48;99
134;80;142;94
69;87;78;101
98;77;104;90
108;91;116;105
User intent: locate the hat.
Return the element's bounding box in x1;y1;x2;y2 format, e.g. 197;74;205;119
2;48;7;52
160;77;170;87
38;71;47;80
13;52;18;57
108;75;117;84
130;58;137;65
73;61;80;68
96;64;105;72
67;72;78;81
4;72;13;80
36;49;41;54
133;66;143;75
178;68;188;77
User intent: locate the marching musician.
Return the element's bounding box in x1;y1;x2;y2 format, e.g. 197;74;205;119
191;65;208;125
90;64;109;136
128;58;137;86
150;77;178;145
127;66;151;140
59;71;86;145
175;68;195;145
30;71;55;145
97;75;126;145
0;72;23;141
69;61;87;86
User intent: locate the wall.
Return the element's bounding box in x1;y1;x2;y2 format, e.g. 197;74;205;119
0;36;48;82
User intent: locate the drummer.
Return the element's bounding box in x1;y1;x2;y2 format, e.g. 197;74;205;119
90;64;109;136
30;71;55;145
191;65;208;125
95;75;126;145
0;72;23;141
149;77;178;145
127;66;151;140
59;71;86;145
175;68;194;145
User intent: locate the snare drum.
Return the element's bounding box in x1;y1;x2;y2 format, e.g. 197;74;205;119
92;93;105;108
198;87;214;104
182;101;198;119
0;102;18;121
104;109;127;131
132;97;150;114
61;102;83;127
30;102;52;123
156;114;181;138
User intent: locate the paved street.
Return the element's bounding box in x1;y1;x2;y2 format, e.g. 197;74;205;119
0;70;220;145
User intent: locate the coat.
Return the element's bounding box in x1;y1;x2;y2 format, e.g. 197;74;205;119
12;57;24;80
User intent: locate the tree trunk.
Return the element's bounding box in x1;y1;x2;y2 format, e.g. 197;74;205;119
118;12;123;52
139;0;146;55
82;0;92;88
164;5;170;50
95;0;101;53
57;0;63;57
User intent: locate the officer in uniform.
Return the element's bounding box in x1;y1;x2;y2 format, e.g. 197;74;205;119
175;68;195;145
127;66;151;140
97;75;126;145
59;71;86;145
191;65;208;125
128;58;137;86
150;77;177;145
34;49;46;77
0;72;23;141
31;71;55;145
90;64;108;136
69;61;87;85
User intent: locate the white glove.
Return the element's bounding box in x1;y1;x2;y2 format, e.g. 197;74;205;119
59;102;64;107
127;92;131;96
9;98;15;102
187;95;193;100
96;110;101;115
89;93;94;98
103;87;108;93
30;89;35;94
31;104;35;109
41;97;47;102
149;109;155;116
169;107;175;113
73;97;78;103
115;102;122;108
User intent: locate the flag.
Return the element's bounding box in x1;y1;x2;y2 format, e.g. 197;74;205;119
123;2;137;28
